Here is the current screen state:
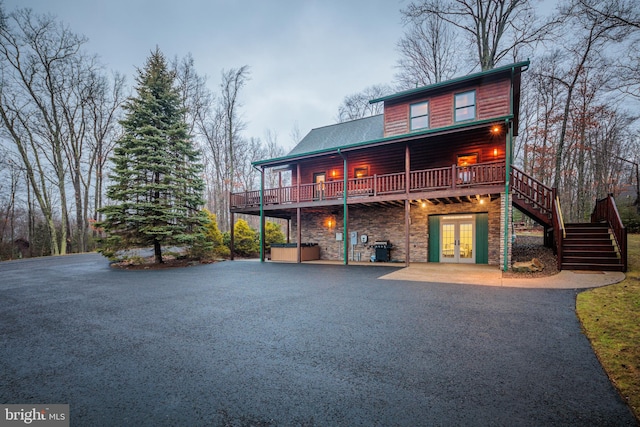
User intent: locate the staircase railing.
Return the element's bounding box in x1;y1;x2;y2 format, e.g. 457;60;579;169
511;166;553;218
591;194;627;272
552;191;566;271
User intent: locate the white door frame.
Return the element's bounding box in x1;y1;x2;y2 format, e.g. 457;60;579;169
440;214;475;264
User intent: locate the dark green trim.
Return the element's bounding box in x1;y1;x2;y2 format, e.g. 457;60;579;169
370;60;530;104
428;215;440;262
259;167;265;263
475;213;489;264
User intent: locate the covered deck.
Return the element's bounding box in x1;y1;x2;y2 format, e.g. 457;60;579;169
231;160;506;213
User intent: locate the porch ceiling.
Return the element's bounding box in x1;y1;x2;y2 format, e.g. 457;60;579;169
232;189;503;220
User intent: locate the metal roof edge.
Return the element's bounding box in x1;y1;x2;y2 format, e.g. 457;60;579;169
369;60;531;104
253;115;514;168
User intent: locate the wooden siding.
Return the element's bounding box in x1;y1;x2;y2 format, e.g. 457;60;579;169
288;129;505;186
410;131;506;170
383;76;512;138
384;103;408;136
477;79;510;120
430;92;453;128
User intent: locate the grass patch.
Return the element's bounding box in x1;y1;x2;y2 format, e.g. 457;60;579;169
576;233;640;421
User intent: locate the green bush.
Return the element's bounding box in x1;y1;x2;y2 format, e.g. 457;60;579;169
265;221;286;251
620;204;640;233
188;209;231;260
233;219;259;257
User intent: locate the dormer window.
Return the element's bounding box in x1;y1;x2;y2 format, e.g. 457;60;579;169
410;101;429;130
455;90;476;122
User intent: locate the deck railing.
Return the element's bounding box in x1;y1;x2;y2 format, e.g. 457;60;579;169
231;160;506;209
591;193;627;272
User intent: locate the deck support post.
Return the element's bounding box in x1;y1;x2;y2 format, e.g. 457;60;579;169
503;118;512;272
297;207;301;263
405;144;411;266
405;200;410;267
339;149;348;265
230;211;235;261
259;166;265;263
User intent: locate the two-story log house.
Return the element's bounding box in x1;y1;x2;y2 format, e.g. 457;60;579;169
230;60;628;272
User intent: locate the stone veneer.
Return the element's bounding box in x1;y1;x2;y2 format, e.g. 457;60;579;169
290;193;510;267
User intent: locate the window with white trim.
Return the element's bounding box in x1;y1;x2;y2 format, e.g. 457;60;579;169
455;90;476;122
410;101;429;130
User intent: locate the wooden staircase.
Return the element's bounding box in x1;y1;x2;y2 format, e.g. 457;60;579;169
561;223;625;271
511;167;627;272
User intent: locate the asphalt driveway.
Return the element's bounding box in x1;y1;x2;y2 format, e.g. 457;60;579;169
0;254;635;426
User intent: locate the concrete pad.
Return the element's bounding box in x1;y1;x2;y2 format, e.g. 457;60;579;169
379;263;626;289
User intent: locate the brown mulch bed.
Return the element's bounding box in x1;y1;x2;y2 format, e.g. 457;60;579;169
111;256;214;270
502;234;559;278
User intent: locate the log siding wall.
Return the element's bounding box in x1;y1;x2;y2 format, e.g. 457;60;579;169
384;77;511;138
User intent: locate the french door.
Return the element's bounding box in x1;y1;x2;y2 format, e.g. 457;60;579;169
440;216;475;263
313;172;326;200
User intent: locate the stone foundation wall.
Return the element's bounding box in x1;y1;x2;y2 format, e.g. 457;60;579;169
290;194;506;265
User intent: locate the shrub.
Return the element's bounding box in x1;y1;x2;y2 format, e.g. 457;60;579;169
265;221;286;251
233;219;259;257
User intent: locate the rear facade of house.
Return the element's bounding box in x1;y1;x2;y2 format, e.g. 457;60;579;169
230;60;628;272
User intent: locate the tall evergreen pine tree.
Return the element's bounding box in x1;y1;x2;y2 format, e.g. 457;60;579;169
99;48;206;263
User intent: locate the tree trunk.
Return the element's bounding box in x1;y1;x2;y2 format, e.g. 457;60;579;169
154;239;163;264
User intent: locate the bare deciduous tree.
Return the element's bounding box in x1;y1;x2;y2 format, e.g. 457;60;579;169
396;0;459;88
545;0;636;190
337;84;392;122
0;8;89;255
402;0;549;71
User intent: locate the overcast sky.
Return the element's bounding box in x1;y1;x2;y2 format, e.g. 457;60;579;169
5;0;405;150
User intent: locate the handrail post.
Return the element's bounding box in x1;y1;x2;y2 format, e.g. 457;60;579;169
451;164;456;189
374;174;378;196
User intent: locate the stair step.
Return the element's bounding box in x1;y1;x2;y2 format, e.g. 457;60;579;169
565;222;609;227
562;240;614;248
561;263;624;272
562;250;618;257
562;256;621;264
565;230;610;240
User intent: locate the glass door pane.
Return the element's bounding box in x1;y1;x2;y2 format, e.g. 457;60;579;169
441;223;455;260
459;222;474;261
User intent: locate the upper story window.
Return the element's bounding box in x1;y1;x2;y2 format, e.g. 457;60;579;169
455;90;476;122
410;101;429;130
